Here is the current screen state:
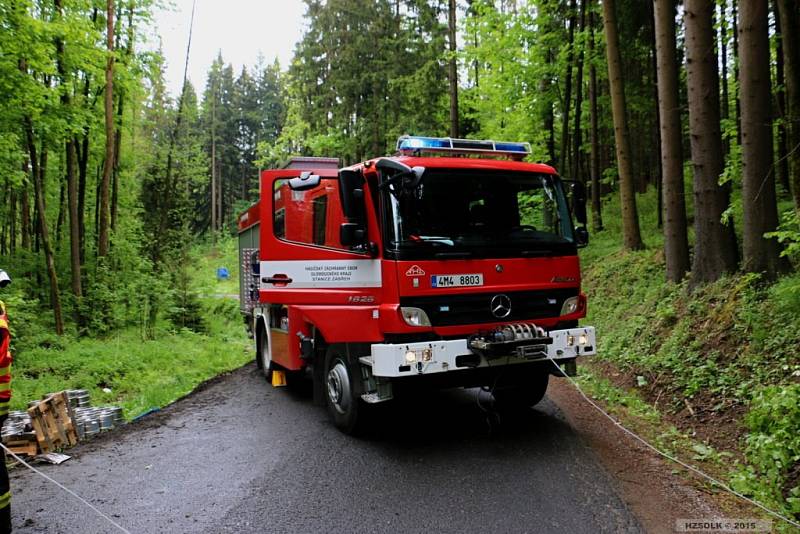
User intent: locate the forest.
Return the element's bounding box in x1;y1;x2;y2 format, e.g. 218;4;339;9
1;0;800;522
1;0;798;338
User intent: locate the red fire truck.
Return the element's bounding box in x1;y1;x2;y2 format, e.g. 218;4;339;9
238;136;595;433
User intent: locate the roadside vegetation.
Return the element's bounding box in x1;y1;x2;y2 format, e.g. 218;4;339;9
1;0;799;525
6;238;250;419
580;188;800;526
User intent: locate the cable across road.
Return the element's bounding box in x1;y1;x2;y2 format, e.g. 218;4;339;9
550;359;800;530
1;442;131;533
3;360;798;532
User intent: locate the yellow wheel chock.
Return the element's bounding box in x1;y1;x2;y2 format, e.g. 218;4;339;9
271;370;287;387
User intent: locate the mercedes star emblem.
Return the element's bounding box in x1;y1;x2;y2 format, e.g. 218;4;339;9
490;294;512;319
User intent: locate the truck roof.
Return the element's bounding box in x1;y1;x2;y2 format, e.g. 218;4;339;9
355;156;558;175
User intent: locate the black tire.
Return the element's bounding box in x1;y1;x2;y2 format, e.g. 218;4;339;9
492;371;549;409
323;344;364;434
256;324;272;380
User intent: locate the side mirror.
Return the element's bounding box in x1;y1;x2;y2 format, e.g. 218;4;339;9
375;158;425;192
375;158;412;175
288;171;321;191
340;222;366;247
339;169;366;220
575;226;589;248
0;270;10;288
570;181;588;226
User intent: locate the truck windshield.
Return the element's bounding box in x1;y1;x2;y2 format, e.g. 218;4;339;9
384;169;576;259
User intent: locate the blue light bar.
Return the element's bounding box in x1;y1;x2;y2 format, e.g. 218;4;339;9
396;136;531;160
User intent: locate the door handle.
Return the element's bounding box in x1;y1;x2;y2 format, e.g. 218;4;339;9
262;275;293;285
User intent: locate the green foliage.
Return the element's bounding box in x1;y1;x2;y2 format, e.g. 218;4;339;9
197;53;284;232
11;318;250;419
767;211;800;263
167;267;207;334
8;240;248;418
731;385;800;520
583;186;800;523
270;0;449;165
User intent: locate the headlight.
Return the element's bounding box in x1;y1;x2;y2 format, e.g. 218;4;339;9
400;307;431;327
561;296;579;316
566;333;589;346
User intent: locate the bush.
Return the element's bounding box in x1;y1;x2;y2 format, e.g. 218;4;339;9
732;385;800;519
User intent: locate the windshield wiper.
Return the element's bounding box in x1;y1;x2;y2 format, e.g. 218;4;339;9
393;236;455;246
520;249;555;257
434;251;473;259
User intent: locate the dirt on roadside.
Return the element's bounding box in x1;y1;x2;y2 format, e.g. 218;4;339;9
547;379;743;534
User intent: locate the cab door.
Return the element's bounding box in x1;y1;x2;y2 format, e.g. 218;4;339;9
258;169;382;370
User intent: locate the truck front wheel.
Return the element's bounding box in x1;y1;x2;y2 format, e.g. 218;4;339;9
492;371;549;409
324;344;364;434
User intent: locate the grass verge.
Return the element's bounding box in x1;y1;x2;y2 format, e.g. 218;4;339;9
7;239;252;420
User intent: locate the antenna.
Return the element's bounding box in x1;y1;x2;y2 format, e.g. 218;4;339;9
180;0;196;96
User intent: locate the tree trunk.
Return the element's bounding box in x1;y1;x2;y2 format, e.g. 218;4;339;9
25;119;64;335
97;0;115;257
77;130;88;265
602;0;643;250
572;0;587;182
732;2;742;146
112;92;122;232
66;140;83;303
560;0;577;176
55;173;66;249
776;0;800;214
654;0;690;282
541;70;556;166
649;0;663;226
774;2;790;194
589;8;603;232
720;1;730;156
111;1;135;232
211;81;217;240
77;11;96;267
685;0;738;285
1;184;7;255
54;0;83;308
20;181;31;250
9;191;16;254
448;0;459;138
55;0;71;267
739;0;786;278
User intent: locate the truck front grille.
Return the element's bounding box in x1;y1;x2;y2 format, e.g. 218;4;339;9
400;288;578;327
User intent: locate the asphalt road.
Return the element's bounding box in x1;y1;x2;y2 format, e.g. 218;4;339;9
10;363;642;533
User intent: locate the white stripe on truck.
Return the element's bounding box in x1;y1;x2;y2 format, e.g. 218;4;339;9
260;259;382;289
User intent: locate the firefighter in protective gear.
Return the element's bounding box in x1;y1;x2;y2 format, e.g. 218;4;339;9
0;270;12;532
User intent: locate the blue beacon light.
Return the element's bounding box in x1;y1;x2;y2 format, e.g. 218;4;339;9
396;136;531;160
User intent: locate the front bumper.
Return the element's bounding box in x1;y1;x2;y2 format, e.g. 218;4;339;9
362;326;595;378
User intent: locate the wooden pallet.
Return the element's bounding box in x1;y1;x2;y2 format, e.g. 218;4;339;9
4;439;37;457
27;392;77;453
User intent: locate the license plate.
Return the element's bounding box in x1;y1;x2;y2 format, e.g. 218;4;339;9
431;274;483;288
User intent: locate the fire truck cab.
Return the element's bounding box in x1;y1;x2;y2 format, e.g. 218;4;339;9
238;136;595;433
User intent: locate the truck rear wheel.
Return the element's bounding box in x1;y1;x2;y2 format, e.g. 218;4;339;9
492;371;549;409
257;324;272;380
324;344;364;434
